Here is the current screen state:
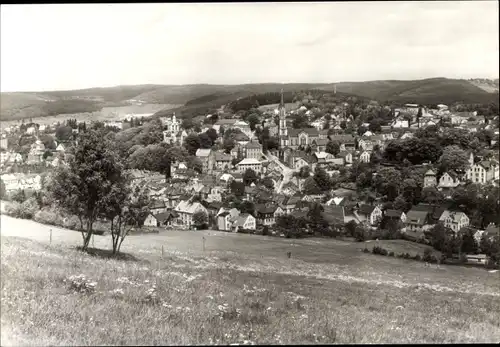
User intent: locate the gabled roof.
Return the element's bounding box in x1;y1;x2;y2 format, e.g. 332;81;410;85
233;213;253;227
150;200;166;209
288;128;320;137
358;204;376;215
384;209;403;218
312;138;329;146
425;169;436;176
328;134;355;143
406;210;428;225
439;210;468;223
237;158;261;165
255;204;278;214
154;210;178;222
322;206;345;224
244;141;262;149
214;152;232;161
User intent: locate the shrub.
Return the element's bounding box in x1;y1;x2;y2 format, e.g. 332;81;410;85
372;246;389;256
262;226;270;236
389;251;395;257
363;247;370;253
64;274;97;294
4;201;21;218
19;198;39;219
423;248;433;262
34;207;64;226
429;255;438;264
403;253;411;259
414;254;422;261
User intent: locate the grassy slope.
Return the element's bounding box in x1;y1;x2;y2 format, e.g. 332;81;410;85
1;216;499;345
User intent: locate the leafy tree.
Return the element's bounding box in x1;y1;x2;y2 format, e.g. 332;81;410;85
372;167;402;199
261;177;275;190
326;141;340;156
353;224;369;242
460;227;478;254
239;200;255;215
437;145;470;174
424;222;454;253
344;220;357;237
199;133;213;149
276;214;307;238
186;156;203;174
230;180;245;197
223;138;236;154
0;179;5;199
368;119;382;133
184;133;201;155
12;189;26;203
243;169;259;186
193;210;208;229
292;113;310;129
42;150;53;160
303;177;321;195
101;179;150;254
295;165;311;179
313;166;331;191
206;128;218;145
247;114;260;131
181;118;195;130
48;129;123;251
39;134;56;150
55;125;73;142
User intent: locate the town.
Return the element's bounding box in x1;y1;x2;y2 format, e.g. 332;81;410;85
1;88;499;267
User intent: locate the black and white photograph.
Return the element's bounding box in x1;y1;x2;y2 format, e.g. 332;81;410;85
0;2;499;345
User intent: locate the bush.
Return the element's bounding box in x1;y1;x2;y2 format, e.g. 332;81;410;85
423;248;433;262
262;226;270;236
403;253;411;259
34;207;64;226
19;198;39;219
363;247;370;253
389;251;395;257
372;246;389;256
4;201;21;218
414;254;422;261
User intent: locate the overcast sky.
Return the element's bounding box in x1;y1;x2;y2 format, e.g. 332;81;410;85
1;2;498;92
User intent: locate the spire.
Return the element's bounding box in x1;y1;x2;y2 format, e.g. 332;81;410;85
280;88;284;108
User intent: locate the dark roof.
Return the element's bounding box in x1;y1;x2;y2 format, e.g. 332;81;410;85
406;210;428;225
150;200;166;209
384;209;403;218
218;211;230;217
288;128;320;137
255;204;278;214
322;206;345;224
312;138;329;146
244;141;262;149
358;204;375;215
154;211;178;222
329;135;355;143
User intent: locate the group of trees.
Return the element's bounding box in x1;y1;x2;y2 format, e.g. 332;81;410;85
48;128;150;254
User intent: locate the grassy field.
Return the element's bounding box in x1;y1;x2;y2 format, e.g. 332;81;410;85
1;215;500;345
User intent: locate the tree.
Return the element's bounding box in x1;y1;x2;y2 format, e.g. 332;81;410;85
230;180;245;197
292;113;310;129
0;179;5;199
184;133;201;155
344;220;357;237
12;189;26;203
295;165;311;179
247;114;260;131
460;227;478;254
243;169;259;186
325;141;340;156
239;200;255;215
182;118;195;130
313;166;331;191
42;150;53;160
48;129;123;251
39;134;56;150
186;156;203;174
193;210;208;229
55;125;73;142
368;119;382;133
223;138;236;154
206;128;218;145
199;133;213;149
303;177;321;195
437;145;470;174
276;214;307;238
101;180;150;254
353;224;369;242
261;177;275;190
372;167;402;200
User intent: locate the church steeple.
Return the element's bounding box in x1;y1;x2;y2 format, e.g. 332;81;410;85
278;88;287;138
280;88;284;108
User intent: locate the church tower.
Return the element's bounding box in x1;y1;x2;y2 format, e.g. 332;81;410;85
278;89;287;137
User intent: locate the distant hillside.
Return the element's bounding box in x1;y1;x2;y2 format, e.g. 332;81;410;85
2;78;498;122
335;78;499;105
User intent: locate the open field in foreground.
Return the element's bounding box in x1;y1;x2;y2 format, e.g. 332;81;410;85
1;215;500;345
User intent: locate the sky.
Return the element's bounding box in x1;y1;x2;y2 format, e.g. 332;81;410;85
1;2;499;92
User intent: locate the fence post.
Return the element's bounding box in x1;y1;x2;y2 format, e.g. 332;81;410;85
161;245;164;259
92;234;95;248
49;229;52;244
203;236;206;252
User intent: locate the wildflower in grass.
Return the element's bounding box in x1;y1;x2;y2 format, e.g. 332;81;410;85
64;274;97;294
206;295;214;300
110;288;124;297
162;302;173;309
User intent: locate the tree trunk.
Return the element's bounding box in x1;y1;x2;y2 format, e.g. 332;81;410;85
82;221;93;251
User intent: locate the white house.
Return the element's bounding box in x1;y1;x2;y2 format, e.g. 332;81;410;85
359;151;371;163
439;210;470;233
232;213;256;232
174;200;208;228
236;158;262;173
466;160;499;184
438;172;462;189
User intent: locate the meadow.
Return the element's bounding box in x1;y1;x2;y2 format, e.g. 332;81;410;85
1;215;499;345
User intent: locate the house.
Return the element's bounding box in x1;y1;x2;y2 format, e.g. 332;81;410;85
405;209;429;232
359;151;371;163
465;254;488;265
284;128;320;150
279;195;301;214
423;169;437;188
321;206;348;225
243;140;262;159
329;135;356;151
233;120;253;138
143;211;178;227
466;160;499;184
214;152;232;171
338;151;353;164
161;113;181;133
383;209;407;223
217;211;235;231
196;148;215;173
255;204;284;226
174;200;208;228
232;213;256;232
236;158;262;173
439;210;469;233
314;151;335;165
149;199;167;214
356;204;383;226
281;181;300;196
311;138;329;152
391;119;409;129
438;172;462;189
163;130;188;145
